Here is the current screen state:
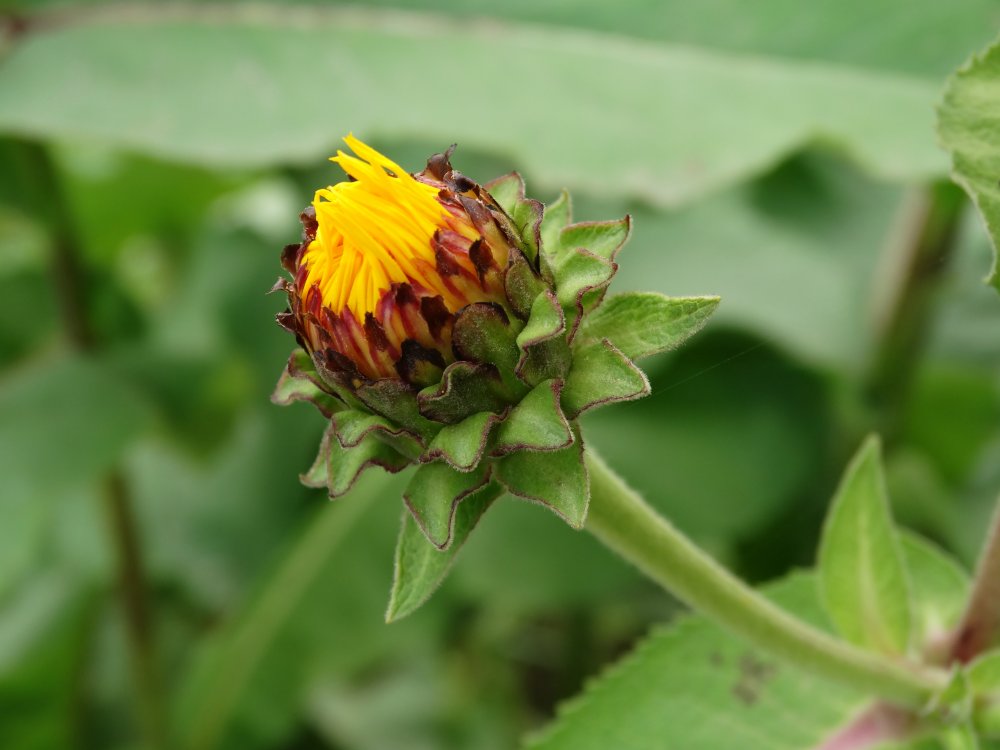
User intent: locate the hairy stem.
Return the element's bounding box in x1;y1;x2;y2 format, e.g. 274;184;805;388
29;140;167;749
951;497;1000;663
584;451;948;708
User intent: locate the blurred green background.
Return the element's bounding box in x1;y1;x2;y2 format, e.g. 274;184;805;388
1;1;999;748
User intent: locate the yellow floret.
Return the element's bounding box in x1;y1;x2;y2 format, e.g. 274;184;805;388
300;134;456;319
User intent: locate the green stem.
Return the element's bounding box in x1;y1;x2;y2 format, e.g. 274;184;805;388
584;450;948;708
951;497;1000;663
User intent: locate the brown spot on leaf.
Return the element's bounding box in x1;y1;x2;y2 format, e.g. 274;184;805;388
731;653;778;706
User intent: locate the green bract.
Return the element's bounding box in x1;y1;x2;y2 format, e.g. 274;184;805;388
274;165;719;618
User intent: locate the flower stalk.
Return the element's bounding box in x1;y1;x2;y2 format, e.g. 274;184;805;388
951;496;1000;663
584;450;950;708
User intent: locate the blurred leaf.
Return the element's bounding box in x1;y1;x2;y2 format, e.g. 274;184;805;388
0;355;153;493
452;495;643;612
114;349;252;455
127;406;322;606
580;332;827;542
175;470;445;750
899;533;969;647
306;656;518;750
176;491;369;750
50;146;246;268
9;0;999;79
310;0;999;79
0;7;947;207
970;650;1000;737
941;724;981;750
601;152;902;369
525;573;867;750
0;270;57;368
0;491;47;599
902;367;1000;485
938;34;1000;292
818;436;914;655
0;573;93;750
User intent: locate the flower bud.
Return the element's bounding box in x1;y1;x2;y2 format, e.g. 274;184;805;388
273;135;719;582
277;135;517;384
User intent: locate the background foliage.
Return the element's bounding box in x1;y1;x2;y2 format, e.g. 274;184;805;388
1;1;999;748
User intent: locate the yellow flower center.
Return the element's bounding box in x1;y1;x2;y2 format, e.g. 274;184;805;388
300;134;466;320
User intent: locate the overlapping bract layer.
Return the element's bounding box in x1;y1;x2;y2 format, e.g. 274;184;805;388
274;141;719;556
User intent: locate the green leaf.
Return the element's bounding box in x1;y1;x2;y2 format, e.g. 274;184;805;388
582;333;827;539
600;154;904;369
402;462;491;549
0;355;153;494
526;533;985;750
561;339;650;419
387;483;502;622
899;533;970;646
365;0;995;80
495;427;588;528
525;573;866;750
177;472;431;750
940;723;981;750
421;411;499;471
938;35;1000;292
818;435;914;656
970;651;1000;737
492;380;573;455
579;293;720;360
0;574;93;750
927;668;975;732
0;8;950;207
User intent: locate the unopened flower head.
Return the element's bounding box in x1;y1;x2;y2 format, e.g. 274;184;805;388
280;135;515;383
273;134;716;564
